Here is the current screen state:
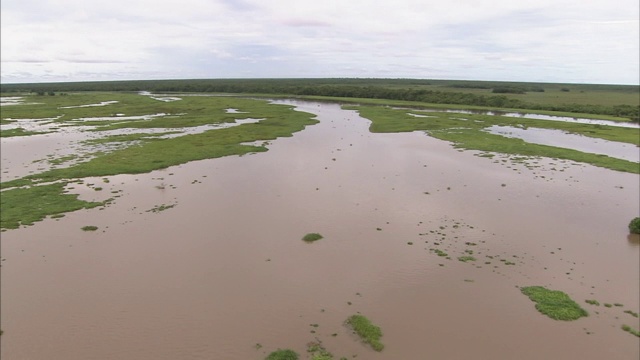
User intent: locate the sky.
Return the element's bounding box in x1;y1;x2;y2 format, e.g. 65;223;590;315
1;0;639;85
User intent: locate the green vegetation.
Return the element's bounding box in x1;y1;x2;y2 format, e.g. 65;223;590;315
621;325;640;337
346;314;384;351
348;105;639;174
623;310;639;318
302;233;324;242
520;286;589;321
457;255;477;262
265;349;299;360
0;93;318;229
629;217;640;234
81;225;98;231
2;78;637;120
585;299;600;306
0;183;104;230
146;204;176;213
307;342;336;360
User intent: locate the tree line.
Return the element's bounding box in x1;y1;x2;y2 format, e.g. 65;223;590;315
2;79;638;121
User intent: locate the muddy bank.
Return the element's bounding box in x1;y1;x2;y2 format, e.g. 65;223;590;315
1;100;638;359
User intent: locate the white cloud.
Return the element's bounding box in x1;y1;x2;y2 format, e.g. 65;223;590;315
1;0;638;84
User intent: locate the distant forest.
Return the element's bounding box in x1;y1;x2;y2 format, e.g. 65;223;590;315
2;78;638;121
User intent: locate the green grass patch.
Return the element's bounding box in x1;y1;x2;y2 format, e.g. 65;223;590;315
0;183;104;230
346;314;384;351
302;233;323;242
622;325;640;337
457;255;477;262
521;286;588;321
265;349;299;360
81;225;98;231
623;310;639;318
585;299;600;306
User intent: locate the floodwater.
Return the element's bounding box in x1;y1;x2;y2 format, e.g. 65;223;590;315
486;125;640;162
407;108;640;128
1;100;639;360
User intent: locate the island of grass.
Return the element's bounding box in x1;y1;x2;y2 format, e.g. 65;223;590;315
346;314;384;351
520;286;588;321
302;233;323;242
265;349;299;360
81;225;99;231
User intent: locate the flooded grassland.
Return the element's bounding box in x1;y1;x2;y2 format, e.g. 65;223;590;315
1;94;639;359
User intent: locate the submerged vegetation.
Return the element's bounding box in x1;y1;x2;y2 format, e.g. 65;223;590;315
520;286;588;321
346;314;384;351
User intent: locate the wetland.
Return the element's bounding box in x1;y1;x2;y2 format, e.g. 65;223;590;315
0;91;639;359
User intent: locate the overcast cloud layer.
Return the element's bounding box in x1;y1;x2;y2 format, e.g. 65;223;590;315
1;0;639;84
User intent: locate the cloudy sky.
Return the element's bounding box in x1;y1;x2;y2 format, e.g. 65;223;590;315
1;0;638;84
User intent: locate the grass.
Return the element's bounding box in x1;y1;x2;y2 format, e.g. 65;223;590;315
307;342;337;360
621;325;640;337
347;105;640;174
457;255;477;262
265;349;299;360
0;183;104;230
0;93;318;229
585;299;600;306
520;286;589;321
346;314;384;351
623;310;639;318
302;233;324;242
81;225;98;231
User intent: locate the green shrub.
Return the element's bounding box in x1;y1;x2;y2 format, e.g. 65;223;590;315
81;225;98;231
629;217;640;234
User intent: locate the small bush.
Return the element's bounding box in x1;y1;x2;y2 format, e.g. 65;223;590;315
81;225;98;231
629;217;640;234
302;233;323;242
266;349;299;360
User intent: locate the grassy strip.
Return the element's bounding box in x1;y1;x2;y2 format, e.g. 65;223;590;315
622;325;640;337
520;286;588;321
1;128;53;137
346;314;384;351
348;105;639;174
0;183;104;230
262;94;635;122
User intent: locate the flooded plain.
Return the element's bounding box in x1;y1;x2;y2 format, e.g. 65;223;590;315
1;100;639;359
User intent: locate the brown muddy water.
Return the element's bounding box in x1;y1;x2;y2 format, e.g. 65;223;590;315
1;100;639;359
